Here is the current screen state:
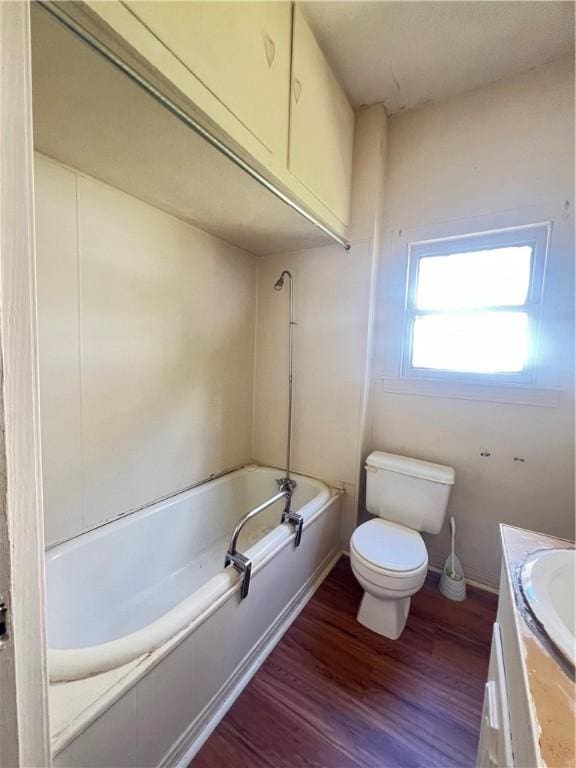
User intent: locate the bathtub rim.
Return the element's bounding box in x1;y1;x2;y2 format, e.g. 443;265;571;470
46;462;259;552
47;465;333;682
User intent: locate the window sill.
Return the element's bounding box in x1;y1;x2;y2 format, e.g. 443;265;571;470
379;377;561;407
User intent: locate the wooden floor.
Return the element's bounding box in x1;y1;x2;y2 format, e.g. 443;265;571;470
192;557;498;768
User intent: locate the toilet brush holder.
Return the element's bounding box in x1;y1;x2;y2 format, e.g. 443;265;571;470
439;515;466;601
439;553;467;601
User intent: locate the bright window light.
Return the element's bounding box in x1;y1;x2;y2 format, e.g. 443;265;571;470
416;247;532;311
403;226;548;382
412;312;529;373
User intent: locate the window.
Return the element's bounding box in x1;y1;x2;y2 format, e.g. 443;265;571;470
402;224;549;383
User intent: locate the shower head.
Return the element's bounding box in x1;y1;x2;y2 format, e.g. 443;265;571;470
274;270;292;291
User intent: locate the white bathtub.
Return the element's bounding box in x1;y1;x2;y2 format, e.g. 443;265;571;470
49;465;341;767
47;465;332;681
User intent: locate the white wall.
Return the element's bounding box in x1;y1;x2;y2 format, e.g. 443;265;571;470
35;155;257;546
371;57;575;587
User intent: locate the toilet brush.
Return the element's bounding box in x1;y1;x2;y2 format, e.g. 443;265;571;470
448;515;456;577
439;516;466;601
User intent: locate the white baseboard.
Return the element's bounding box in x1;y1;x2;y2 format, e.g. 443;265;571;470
161;546;342;768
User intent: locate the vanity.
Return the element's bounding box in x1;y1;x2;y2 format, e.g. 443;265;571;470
476;526;575;768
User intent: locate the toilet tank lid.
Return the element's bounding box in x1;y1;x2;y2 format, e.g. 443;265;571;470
366;451;455;485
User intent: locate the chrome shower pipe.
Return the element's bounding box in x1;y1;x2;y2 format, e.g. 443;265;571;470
274;271;295;487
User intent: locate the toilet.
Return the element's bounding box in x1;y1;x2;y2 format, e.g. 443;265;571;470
350;451;455;639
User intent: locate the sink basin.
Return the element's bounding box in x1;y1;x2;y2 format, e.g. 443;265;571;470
521;549;575;666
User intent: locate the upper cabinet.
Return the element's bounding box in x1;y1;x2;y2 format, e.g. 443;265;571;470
124;2;292;160
288;7;355;229
59;1;355;239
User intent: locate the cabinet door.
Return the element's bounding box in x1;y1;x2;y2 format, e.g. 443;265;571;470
124;1;291;158
288;7;354;227
476;623;514;768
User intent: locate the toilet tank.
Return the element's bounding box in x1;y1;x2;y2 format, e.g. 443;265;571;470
365;451;455;535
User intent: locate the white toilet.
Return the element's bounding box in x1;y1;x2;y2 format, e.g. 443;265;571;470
350;451;455;639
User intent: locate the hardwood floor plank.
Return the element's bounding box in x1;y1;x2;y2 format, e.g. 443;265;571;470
191;722;276;768
270;632;481;761
253;648;477;768
192;557;497;768
221;686;366;768
288;607;486;724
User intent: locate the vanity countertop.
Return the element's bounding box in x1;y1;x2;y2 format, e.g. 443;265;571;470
500;525;575;768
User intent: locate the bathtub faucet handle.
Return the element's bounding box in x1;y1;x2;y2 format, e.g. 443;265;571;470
276;478;302;547
276;477;297;493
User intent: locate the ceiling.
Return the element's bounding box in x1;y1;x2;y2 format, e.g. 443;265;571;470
301;1;575;113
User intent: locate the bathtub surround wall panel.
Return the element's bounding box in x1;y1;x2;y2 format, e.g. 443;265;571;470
35;157;85;543
35;155;257;544
372;57;575;587
78;174;256;527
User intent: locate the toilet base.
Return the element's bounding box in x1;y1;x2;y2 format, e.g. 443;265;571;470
357;592;411;639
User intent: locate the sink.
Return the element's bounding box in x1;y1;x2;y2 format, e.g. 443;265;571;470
521;549;575;666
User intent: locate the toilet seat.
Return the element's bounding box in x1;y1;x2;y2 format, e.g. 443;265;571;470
351;519;427;571
350;519;428;592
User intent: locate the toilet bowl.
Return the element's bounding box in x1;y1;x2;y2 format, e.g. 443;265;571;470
350;518;428;638
351;451;455;639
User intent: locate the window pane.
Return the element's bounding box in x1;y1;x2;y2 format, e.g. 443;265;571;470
416;246;532;310
411;312;529;373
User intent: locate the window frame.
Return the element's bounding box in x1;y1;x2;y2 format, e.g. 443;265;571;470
401;223;550;385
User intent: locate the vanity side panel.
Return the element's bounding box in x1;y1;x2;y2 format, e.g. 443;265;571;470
497;564;542;768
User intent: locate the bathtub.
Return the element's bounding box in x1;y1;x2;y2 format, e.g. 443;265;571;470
48;464;341;767
48;464;332;681
47;466;342;768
